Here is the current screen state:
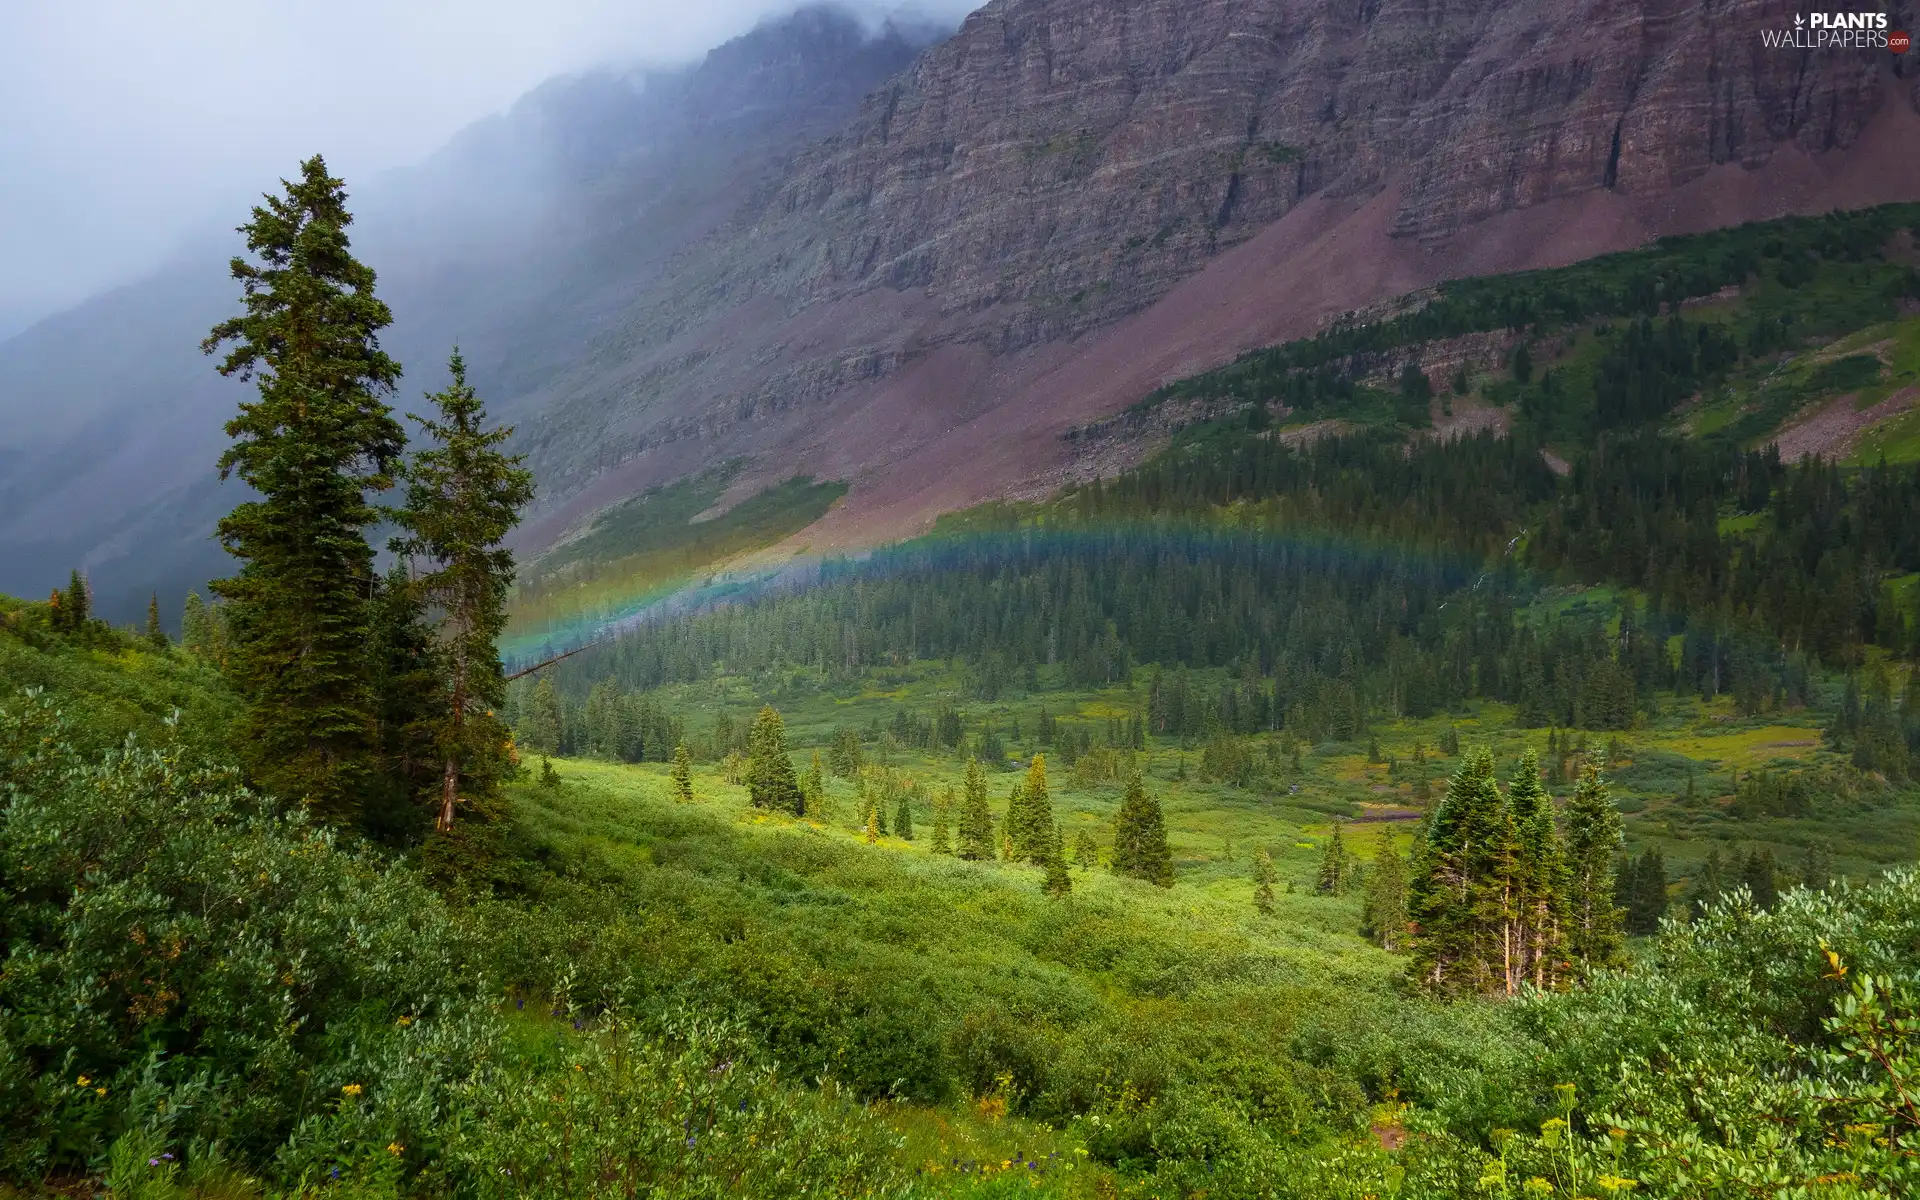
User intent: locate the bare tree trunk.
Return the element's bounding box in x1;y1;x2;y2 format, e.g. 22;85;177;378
437;643;467;833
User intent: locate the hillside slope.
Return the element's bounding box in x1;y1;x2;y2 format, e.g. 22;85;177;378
4;0;1919;621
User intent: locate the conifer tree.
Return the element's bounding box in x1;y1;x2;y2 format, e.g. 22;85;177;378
181;592;209;655
523;676;564;753
1008;755;1057;864
539;757;560;788
957;759;995;860
1361;837;1410;951
1111;772;1174;887
1505;750;1567;990
1621;847;1666;935
145;593;168;651
864;807;880;843
746;705;803;815
671;742;694;803
365;562;442;842
203;155;405;823
931;787;954;854
1563;760;1625;971
1252;848;1276;916
1316;822;1350;895
391;349;534;833
895;793;914;841
1073;828;1099;869
64;570;91;630
1410;747;1511;995
801;750;826;815
1042;825;1072;898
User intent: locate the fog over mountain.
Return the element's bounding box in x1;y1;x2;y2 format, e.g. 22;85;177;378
0;0;978;339
0;2;967;617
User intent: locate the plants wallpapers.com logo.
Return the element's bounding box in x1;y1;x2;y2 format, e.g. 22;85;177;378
1760;10;1907;50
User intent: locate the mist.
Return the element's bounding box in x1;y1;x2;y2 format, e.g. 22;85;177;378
0;0;981;341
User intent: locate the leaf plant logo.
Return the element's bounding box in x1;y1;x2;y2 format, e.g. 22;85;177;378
1762;10;1893;49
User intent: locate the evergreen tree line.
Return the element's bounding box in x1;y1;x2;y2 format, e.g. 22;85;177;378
181;156;534;856
1145;202;1920;418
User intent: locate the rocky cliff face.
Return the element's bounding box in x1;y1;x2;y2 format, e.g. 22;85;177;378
5;0;1917;614
519;0;1912;502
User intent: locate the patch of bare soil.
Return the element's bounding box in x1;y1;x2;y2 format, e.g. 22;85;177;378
1771;386;1920;461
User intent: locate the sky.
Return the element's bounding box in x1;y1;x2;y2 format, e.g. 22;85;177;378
0;0;979;340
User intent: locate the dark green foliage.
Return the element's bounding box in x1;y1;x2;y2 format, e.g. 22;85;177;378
1506;750;1567;989
746;705;802;815
671;741;694;803
539;756;559;788
63;570;90;629
828;725;863;777
363;563;441;845
202;156;405;824
1564;761;1625;971
1410;748;1510;995
1041;825;1071;897
1142;203;1920;417
1110;772;1173;887
1006;755;1056;864
1360;838;1408;951
956;758;995;860
893;793;913;841
391;349;534;838
1620;846;1668;936
0;691;481;1178
1252;847;1276;916
1742;845;1781;911
1315;821;1350;895
930;787;953;853
143;593;166;651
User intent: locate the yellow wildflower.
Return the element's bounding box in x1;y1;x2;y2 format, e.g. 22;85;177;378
342;1084;363;1097
387;1142;405;1156
95;1087;107;1097
1595;1175;1638;1193
76;1076;90;1087
396;1015;413;1026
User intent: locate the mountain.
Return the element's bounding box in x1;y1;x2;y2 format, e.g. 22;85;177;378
4;0;1919;622
0;5;937;620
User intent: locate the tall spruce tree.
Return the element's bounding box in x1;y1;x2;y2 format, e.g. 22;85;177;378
1316;822;1350;895
1361;837;1410;951
365;561;442;843
1621;847;1667;935
1111;772;1174;887
894;793;915;841
1563;760;1626;971
1009;755;1057;864
1252;848;1276;916
1410;747;1512;995
144;593;168;651
391;349;534;834
801;750;826;817
746;705;803;814
181;592;209;655
64;570;91;630
203;155;405;823
671;742;695;803
1042;825;1072;898
931;787;954;854
957;759;995;859
1505;750;1568;990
